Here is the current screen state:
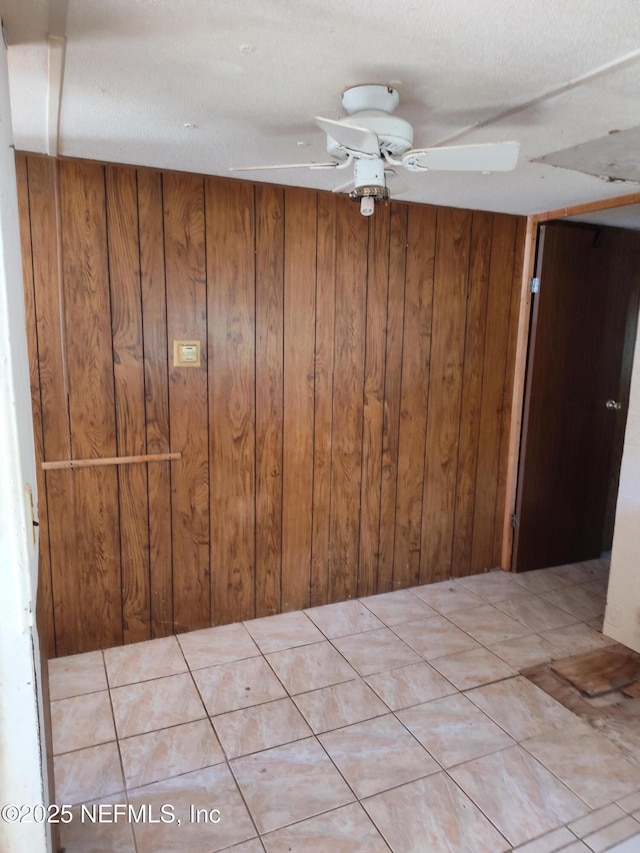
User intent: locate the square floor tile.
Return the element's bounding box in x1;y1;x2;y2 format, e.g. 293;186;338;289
213;698;311;758
304;599;384;638
220;842;265;853
450;745;588;847
410;579;486;614
568;803;627;838
398;692;514;768
332;627;421;675
48;650;107;701
392;615;480;659
266;641;356;694
456;571;529;602
293;678;388;733
582;817;640;853
120;719;225;789
540;623;614;658
319;714;438;798
522;726;640;808
446;604;531;645
466;675;580;741
548;562;594;584
244;611;324;654
59;794;136;853
51;690;115;755
261;802;389;852
230;738;354;834
362;772;510;853
359;589;436;626
431;647;517;690
509;568;572;595
589;615;605;632
510;826;577;852
581;577;609;597
128;763;255;853
583;558;610;580
489;634;558;670
617;792;640;814
496;594;579;631
540;586;606;621
192;656;287;716
364;661;456;710
104;636;187;687
111;673;205;738
177;623;260;670
54;742;125;805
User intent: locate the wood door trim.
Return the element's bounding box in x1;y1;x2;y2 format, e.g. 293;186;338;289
500;216;538;568
509;225;547;570
533;192;640;225
502;189;640;570
42;452;181;470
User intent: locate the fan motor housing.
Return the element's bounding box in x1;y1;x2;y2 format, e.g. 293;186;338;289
349;158;389;202
342;84;400;115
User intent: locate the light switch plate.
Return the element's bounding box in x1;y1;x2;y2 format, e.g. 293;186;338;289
173;339;201;367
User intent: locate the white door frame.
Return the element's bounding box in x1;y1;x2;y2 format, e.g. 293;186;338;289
0;34;51;853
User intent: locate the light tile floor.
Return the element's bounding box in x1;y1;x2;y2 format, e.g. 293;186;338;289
49;559;640;852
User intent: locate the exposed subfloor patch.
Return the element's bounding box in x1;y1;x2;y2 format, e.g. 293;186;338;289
524;645;640;768
551;644;640;697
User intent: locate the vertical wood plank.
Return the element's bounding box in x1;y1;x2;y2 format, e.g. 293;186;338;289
25;157;73;656
393;205;436;588
377;204;407;593
16;154;56;658
282;188;316;611
206;177;256;624
59;158;122;653
420;207;471;584
451;211;493;576
138;169;173;637
472;214;518;571
311;192;336;606
358;203;390;597
106;166;150;644
255;185;284;617
25;157;71;462
328;197;369;602
163;172;210;632
493;216;526;566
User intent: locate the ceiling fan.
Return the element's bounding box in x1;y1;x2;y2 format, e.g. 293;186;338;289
230;84;520;216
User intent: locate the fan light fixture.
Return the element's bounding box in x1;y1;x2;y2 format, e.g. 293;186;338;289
360;197;375;216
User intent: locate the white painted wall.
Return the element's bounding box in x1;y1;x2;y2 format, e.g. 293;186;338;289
0;34;50;853
605;328;640;653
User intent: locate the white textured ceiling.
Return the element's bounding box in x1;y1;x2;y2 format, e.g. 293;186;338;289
3;0;640;216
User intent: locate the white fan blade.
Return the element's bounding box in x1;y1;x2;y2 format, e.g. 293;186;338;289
315;116;380;156
403;141;519;172
229;162;337;172
332;178;355;194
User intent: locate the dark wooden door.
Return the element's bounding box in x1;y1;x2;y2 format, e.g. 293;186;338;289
513;221;640;573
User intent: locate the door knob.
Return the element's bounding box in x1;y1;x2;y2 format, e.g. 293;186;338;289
606;399;622;411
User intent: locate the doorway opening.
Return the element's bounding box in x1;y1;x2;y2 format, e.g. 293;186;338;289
511;208;640;574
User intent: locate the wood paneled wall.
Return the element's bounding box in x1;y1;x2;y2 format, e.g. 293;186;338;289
16;153;525;658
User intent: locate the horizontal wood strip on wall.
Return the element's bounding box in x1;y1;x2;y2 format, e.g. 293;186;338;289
42;452;181;470
17;153;525;658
